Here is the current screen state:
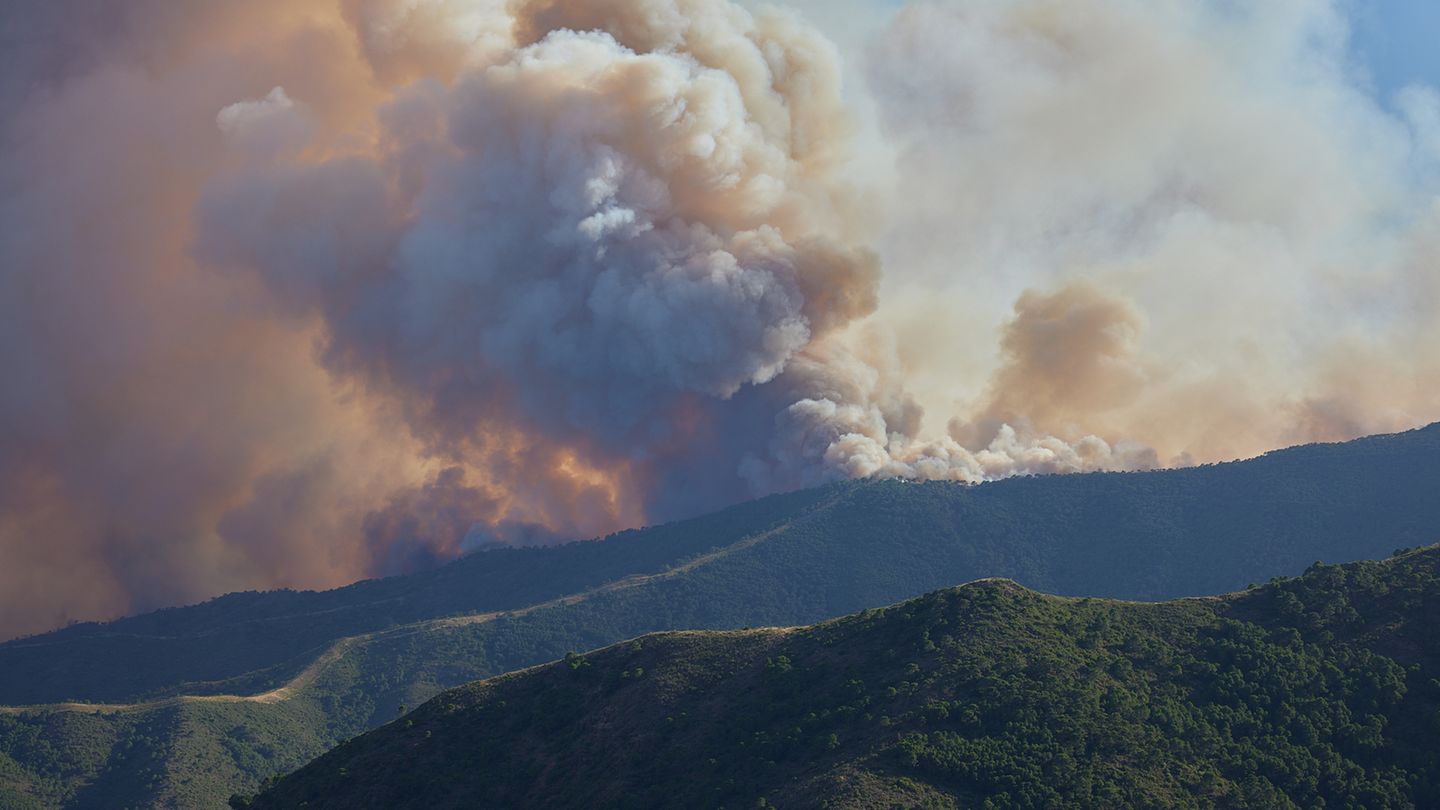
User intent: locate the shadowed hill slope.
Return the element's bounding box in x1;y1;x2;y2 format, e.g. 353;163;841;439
3;423;1437;708
0;486;839;706
249;546;1440;810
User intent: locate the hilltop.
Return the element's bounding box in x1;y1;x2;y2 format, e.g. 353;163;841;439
248;546;1440;809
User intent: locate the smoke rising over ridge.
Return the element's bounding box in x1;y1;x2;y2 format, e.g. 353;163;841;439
0;0;1436;639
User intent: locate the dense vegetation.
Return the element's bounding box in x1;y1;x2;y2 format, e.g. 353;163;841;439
1;424;1437;807
248;546;1440;809
0;703;328;810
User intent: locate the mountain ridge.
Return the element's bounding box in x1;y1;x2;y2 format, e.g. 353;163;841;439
12;421;1437;649
245;545;1440;809
0;493;844;721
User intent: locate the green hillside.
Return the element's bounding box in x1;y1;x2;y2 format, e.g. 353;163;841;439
247;546;1440;809
1;424;1438;808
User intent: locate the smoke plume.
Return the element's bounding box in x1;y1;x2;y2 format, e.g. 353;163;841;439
866;0;1440;465
0;0;1436;639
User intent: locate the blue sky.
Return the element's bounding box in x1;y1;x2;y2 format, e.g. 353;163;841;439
1351;0;1440;98
782;0;1440;106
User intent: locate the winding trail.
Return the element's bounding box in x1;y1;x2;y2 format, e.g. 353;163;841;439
0;496;838;718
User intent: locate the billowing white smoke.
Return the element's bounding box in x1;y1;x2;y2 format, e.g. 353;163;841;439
744;279;1160;491
208;24;870;438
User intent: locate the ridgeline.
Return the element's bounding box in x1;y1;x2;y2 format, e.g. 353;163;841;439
250;546;1440;809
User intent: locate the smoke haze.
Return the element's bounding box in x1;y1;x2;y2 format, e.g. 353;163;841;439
0;0;1435;639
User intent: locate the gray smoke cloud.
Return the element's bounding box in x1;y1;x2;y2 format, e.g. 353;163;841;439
195;0;887;522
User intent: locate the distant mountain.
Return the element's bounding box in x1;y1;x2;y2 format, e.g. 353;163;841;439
1;424;1438;808
245;545;1440;809
0;485;840;707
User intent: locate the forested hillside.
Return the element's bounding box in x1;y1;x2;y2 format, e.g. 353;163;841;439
1;424;1437;808
248;545;1440;809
